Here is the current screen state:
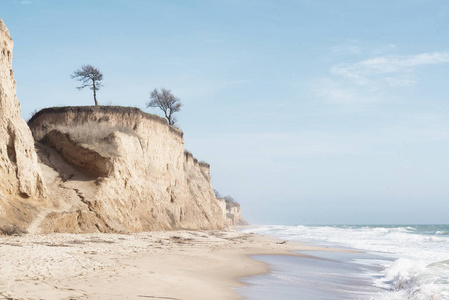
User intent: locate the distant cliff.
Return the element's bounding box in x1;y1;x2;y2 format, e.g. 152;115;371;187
214;197;248;226
225;201;248;226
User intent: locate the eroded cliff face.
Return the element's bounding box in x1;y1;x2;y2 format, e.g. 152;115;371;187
0;19;45;233
28;107;226;232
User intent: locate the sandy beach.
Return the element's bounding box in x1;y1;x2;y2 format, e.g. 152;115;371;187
0;229;344;300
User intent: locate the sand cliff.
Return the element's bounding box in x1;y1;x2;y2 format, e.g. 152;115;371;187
0;19;46;234
28;106;226;232
0;18;245;234
226;203;248;226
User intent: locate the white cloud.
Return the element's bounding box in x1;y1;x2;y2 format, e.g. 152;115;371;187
331;52;449;81
309;51;449;105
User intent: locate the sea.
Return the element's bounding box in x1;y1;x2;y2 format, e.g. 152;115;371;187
237;225;449;300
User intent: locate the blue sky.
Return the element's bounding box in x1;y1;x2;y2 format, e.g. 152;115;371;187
2;0;449;224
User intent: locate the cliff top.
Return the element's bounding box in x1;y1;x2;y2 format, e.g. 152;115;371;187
28;106;184;137
29;105;164;123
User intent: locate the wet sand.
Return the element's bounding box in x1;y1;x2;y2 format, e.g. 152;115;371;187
238;250;388;299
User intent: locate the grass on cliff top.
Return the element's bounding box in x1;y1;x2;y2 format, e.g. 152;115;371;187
54;122;139;157
184;150;210;168
28;105;183;138
198;161;210;168
29;105;162;123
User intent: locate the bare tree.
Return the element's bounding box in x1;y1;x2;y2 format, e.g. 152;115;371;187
70;65;103;106
224;196;235;203
147;88;182;125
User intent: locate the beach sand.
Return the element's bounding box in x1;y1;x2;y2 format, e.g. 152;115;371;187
0;229;345;300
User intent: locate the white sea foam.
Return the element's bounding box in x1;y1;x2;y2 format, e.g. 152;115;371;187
242;225;449;299
376;258;449;299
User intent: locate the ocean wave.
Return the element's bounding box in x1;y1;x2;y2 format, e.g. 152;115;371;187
436;231;449;235
242;225;449;299
376;258;449;300
244;225;449;263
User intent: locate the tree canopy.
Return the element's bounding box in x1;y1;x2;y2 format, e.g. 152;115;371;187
70;64;103;106
147;88;182;126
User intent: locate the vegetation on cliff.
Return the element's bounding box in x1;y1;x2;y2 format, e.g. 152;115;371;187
70;65;104;106
147;88;182;126
213;189;247;225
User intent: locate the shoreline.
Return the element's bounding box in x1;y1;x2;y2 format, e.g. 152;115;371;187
0;229;349;300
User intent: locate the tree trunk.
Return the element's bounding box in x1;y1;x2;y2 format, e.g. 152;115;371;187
167;109;172;125
93;80;98;106
164;111;171;125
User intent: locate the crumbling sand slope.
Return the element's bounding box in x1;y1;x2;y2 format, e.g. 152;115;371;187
0;19;46;234
28;107;226;232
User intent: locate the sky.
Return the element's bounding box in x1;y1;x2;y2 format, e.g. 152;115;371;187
2;0;449;225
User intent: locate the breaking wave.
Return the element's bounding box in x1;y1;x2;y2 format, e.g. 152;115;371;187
243;225;449;299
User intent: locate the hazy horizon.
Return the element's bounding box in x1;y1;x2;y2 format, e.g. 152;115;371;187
2;0;448;225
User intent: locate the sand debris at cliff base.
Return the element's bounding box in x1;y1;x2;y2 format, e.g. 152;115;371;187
0;229;344;300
